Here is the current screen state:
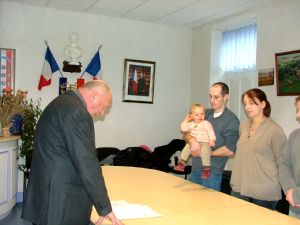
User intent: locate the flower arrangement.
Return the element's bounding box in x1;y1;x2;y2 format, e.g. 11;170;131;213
0;87;43;172
0;88;27;130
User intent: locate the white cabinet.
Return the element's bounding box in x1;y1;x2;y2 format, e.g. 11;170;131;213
0;136;19;220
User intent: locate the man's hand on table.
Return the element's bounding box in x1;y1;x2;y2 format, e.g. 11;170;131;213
95;212;124;225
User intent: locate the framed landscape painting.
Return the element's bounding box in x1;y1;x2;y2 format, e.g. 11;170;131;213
258;68;274;86
122;59;156;104
275;49;300;96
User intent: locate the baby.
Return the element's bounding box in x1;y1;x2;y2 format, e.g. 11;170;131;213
174;104;216;179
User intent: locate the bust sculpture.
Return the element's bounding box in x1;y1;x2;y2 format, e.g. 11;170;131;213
63;33;82;73
64;33;82;65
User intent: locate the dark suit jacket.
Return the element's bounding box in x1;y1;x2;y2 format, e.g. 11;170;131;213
22;91;112;225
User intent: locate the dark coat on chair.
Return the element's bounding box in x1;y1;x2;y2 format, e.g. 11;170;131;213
22;91;112;225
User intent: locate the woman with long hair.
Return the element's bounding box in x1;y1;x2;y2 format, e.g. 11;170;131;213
230;88;287;210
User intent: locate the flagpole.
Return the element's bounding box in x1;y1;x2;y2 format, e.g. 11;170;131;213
79;45;102;79
44;40;64;77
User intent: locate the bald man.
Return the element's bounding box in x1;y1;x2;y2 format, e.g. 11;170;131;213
22;80;123;225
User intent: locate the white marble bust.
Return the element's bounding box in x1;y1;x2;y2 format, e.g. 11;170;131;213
64;33;82;65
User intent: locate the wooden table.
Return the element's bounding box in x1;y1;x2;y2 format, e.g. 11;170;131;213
91;166;300;225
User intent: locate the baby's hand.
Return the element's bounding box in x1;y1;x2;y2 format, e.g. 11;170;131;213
184;114;192;122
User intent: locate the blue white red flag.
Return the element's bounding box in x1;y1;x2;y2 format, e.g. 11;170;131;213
38;47;59;90
85;51;101;78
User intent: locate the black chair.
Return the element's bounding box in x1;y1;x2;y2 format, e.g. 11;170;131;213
96;147;120;165
171;165;192;180
220;170;232;194
171;156;192;179
276;190;289;215
151;139;186;172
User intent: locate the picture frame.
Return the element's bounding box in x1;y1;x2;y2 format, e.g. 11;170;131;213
0;48;16;96
122;59;156;103
275;49;300;96
258;68;274;86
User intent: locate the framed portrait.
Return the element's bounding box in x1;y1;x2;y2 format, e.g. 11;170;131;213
0;48;16;96
275;49;300;96
122;59;156;103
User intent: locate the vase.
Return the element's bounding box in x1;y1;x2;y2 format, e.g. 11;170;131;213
10;114;23;135
2;126;11;137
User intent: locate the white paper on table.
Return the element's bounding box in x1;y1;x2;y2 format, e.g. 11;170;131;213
92;200;162;221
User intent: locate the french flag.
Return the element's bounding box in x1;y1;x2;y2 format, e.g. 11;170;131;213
38;47;59;90
85;51;101;79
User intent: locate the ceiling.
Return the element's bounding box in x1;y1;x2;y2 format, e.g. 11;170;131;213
6;0;276;28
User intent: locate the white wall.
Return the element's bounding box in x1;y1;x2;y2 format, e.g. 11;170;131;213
192;0;300;138
191;25;212;107
0;1;192;150
255;0;300;136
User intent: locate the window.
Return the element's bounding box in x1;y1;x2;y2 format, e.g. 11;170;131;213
209;21;257;171
221;23;257;73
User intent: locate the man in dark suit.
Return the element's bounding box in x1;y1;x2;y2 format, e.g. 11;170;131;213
22;80;124;225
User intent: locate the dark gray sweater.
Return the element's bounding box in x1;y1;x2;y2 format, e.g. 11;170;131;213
279;128;300;217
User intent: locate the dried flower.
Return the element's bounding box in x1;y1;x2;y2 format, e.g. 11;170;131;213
0;88;27;128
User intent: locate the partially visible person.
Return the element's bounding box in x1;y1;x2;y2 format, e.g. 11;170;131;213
279;96;300;219
138;72;146;95
230;88;287;210
185;82;239;191
128;72;135;95
22;80;124;225
174;104;216;179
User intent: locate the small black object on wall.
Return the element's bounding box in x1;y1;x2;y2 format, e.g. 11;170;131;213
63;61;82;73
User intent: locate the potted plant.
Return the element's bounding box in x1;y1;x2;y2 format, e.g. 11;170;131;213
18;98;42;173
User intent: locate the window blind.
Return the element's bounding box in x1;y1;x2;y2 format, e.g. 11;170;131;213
221;23;257;72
